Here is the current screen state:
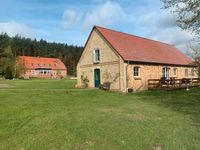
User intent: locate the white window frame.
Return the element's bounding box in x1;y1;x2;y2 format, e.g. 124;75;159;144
162;67;170;78
191;68;195;76
133;66;140;77
94;49;100;63
173;68;177;76
185;68;188;77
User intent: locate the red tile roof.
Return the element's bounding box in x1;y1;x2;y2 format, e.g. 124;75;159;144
95;26;193;66
18;56;66;70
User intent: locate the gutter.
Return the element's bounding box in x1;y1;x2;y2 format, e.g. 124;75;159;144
125;61;130;93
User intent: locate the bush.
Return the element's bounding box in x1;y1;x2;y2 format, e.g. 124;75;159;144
81;75;89;88
4;66;14;79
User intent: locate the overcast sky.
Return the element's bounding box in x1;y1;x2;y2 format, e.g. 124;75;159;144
0;0;194;52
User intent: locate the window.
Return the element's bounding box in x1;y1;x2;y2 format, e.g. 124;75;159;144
173;68;177;76
44;64;46;66
94;49;100;63
37;64;40;67
191;68;195;76
32;63;34;66
162;67;170;78
133;66;140;77
32;70;34;75
185;69;188;77
54;64;56;67
49;64;51;67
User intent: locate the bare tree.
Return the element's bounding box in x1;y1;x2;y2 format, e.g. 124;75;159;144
161;0;200;36
187;41;200;76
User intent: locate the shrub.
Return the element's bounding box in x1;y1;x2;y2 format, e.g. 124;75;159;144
4;66;14;79
81;75;89;88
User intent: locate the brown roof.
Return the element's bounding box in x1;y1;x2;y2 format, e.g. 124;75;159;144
19;56;67;70
94;26;193;66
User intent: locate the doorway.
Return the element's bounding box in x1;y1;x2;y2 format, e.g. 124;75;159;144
94;68;100;87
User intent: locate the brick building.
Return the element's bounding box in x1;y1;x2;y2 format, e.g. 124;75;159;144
77;26;198;92
17;56;67;79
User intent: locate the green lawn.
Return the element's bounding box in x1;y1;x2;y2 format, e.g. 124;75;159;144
0;79;200;150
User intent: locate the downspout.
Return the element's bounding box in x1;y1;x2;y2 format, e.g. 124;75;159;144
125;61;130;93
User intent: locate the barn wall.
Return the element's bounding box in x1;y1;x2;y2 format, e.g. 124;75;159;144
127;64;198;91
77;29;125;91
23;69;67;79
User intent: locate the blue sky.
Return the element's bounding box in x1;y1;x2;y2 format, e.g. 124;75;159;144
0;0;193;51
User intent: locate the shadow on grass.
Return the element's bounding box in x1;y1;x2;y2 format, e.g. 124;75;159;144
135;86;200;126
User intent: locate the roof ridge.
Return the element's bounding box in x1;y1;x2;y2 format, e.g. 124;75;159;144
92;25;192;66
19;56;58;59
94;25;174;47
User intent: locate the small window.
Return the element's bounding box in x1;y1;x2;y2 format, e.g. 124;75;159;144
133;66;140;77
191;68;195;76
173;68;177;76
44;64;46;66
162;67;170;78
32;70;34;75
94;49;100;63
32;63;34;66
49;64;51;67
185;69;188;77
37;64;40;67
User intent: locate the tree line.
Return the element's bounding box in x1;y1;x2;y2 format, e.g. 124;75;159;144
0;33;83;78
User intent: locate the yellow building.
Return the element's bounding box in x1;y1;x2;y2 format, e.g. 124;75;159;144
77;26;198;92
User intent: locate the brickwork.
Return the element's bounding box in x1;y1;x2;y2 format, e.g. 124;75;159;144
127;64;198;91
77;28;198;92
77;29;124;90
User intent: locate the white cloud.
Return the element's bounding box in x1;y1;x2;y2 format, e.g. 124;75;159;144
149;27;193;51
156;12;177;28
140;12;157;27
82;1;127;30
61;9;81;29
139;11;194;52
0;21;36;38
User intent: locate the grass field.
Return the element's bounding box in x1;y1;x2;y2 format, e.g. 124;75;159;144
0;79;200;150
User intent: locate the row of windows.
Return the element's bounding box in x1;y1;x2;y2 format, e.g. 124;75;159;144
133;66;195;77
92;49;195;78
32;70;51;75
31;63;57;67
